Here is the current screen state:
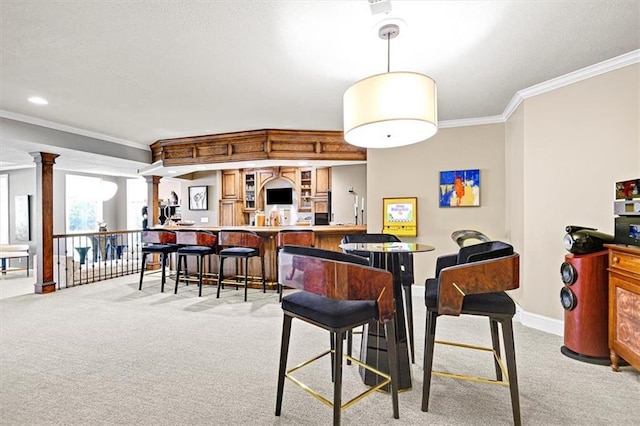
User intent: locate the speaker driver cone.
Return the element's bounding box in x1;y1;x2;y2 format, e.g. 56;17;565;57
560;262;577;285
560;287;576;311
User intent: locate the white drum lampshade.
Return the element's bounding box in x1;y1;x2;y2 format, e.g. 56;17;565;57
343;71;437;149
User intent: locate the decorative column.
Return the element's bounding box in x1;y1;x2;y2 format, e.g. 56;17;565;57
144;175;161;270
145;175;161;227
30;152;59;294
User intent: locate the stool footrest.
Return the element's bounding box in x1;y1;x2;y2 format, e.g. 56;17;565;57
433;339;510;386
285;349;391;411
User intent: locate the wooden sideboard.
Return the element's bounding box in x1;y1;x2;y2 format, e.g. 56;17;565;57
606;244;640;371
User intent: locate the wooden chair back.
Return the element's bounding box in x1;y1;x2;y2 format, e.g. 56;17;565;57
438;253;520;316
276;230;315;248
278;246;395;323
142;230;176;244
176;230;216;247
218;230;264;255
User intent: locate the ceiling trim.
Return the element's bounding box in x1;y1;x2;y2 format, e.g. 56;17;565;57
438;49;640;129
0;109;150;151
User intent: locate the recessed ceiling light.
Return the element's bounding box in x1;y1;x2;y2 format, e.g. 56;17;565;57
28;96;48;105
246;162;256;167
196;166;206;170
168;170;177;174
298;161;309;166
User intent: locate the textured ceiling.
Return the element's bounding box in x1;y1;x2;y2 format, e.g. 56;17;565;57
0;1;639;175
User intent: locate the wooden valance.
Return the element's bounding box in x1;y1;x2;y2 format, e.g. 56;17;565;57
150;129;366;167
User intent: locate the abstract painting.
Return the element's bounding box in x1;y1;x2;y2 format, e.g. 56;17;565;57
439;169;480;207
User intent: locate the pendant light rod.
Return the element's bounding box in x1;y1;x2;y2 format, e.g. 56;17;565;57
379;23;399;73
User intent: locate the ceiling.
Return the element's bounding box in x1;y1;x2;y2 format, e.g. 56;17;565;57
1;1;639;177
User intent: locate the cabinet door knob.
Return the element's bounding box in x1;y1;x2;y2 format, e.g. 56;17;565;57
612;256;619;264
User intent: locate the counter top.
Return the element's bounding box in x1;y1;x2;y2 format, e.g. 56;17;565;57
155;224;368;234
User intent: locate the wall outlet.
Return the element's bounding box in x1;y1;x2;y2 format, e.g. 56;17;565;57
200;217;209;223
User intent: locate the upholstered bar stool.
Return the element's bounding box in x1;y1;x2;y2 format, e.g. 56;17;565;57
422;241;522;425
275;229;315;301
216;230;265;301
276;246;400;425
174;230;217;296
139;229;178;293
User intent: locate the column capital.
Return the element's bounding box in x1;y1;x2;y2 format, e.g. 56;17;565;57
145;175;162;185
30;152;60;165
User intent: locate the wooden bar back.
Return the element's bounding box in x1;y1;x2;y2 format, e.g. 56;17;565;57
142;230;176;244
176;230;217;247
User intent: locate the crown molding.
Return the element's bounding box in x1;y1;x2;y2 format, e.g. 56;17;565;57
501;49;640;121
0;110;151;151
440;49;640;128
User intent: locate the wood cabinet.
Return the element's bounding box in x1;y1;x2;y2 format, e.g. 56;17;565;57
221;170;240;199
243;171;256;210
219;200;244;226
299;168;313;211
606;244;640;372
219;166;331;224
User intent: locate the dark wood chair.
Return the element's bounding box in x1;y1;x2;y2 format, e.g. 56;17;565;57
275;246;400;425
139;230;178;293
422;241;521;425
174;230;217;296
275;229;315;301
216;230;265;301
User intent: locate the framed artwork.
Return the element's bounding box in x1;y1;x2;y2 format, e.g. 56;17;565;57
439;169;480;207
15;194;31;241
382;197;418;237
188;186;208;210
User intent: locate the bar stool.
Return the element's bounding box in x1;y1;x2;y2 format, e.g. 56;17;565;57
216;230;265;301
422;241;521;425
275;229;315;301
174;230;217;296
139;230;178;293
276;246;400;425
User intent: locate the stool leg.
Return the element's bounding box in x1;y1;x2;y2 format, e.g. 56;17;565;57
404;284;415;363
261;255;266;293
421;310;438;412
346;331;353;365
138;253;147;290
174;254;182;294
216;257;225;298
244;256;249;302
385;318;400;419
490;318;503;381
160;254;167;293
502;319;521;426
275;314;293;416
333;331;344;426
198;255;204;297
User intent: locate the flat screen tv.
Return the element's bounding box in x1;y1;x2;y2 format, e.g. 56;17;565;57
266;187;293;205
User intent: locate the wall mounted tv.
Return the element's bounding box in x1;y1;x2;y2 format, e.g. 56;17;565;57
266;188;293;205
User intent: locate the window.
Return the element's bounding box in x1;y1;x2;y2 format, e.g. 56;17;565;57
127;178;147;230
65;175;103;233
0;174;7;243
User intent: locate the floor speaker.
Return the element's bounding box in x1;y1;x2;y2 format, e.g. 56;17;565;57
560;250;609;364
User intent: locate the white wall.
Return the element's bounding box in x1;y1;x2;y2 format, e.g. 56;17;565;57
510;63;639;322
367;123;506;287
331;164;366;225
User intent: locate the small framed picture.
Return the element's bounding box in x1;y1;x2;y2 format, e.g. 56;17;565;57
188;186;208;210
439;169;480;207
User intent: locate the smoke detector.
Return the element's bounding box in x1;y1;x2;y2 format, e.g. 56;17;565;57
369;0;392;15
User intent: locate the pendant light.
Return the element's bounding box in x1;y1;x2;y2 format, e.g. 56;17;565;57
343;23;438;149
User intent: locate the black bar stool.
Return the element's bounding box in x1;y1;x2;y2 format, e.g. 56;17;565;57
139;230;178;293
216;230;265;301
174;230;217;296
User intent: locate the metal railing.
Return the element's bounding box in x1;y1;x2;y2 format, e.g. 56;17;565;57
52;230;143;289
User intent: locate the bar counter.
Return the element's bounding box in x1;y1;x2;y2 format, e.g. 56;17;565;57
155;224;367;288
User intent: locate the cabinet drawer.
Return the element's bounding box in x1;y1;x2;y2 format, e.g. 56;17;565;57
609;249;640;277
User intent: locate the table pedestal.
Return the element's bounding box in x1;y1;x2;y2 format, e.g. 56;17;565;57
358;252;412;390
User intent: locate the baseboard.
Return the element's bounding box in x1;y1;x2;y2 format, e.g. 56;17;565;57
515;305;564;336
